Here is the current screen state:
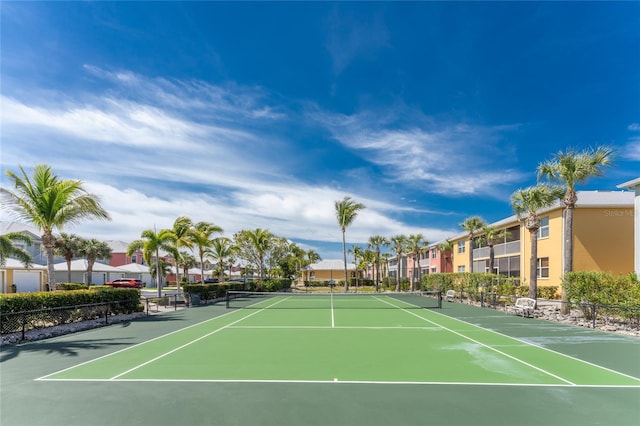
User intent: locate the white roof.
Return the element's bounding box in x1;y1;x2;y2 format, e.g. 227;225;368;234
53;259;125;272
617;177;640;190
117;263;151;273
0;221;41;238
307;259;356;271
1;258;47;270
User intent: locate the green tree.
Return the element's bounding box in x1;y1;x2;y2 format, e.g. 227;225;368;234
127;228;177;296
302;249;322;284
78;238;112;285
170;216;194;291
537;146;613;313
208;237;238;282
53;232;82;283
460;216;486;273
0;232;33;268
234;228;274;282
437;239;455;273
511;183;566;300
407;234;427;291
368;235;389;292
177;251;197;283
1;164;110;290
389;234;408;292
187;221;223;283
348;245;364;289
335;196;365;292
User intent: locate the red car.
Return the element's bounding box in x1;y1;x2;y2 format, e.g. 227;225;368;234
105;278;143;288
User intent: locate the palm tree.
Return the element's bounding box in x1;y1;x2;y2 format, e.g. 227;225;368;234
380;252;392;284
177;251;197;283
53;233;82;283
477;225;506;274
407;234;427;291
187;221;223;283
209;237;238;282
348;245;364;290
1;164;110;290
437;239;454;273
368;235;389;292
460;216;486;273
0;232;33;268
170;216;194;292
150;258;173;285
389;234;408;292
335;196;365;292
511;184;566;300
538;146;613;313
303;249;321;284
78;238;112;285
127;228;177;297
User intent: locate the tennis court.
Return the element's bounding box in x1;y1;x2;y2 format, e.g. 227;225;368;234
2;292;639;425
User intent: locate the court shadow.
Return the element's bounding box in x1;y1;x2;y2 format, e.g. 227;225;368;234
0;337;138;362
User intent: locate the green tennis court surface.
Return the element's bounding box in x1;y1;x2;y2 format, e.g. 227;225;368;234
3;292;639;425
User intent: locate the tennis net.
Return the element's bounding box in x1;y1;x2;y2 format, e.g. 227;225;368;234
225;290;442;309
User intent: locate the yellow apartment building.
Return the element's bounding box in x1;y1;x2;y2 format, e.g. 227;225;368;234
450;190;634;291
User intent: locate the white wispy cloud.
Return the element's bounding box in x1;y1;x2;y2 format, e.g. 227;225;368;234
309;107;526;196
2;67;453;255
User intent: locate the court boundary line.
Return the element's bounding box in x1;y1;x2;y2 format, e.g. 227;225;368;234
380;296;640;384
36;297;290;381
35;377;640;388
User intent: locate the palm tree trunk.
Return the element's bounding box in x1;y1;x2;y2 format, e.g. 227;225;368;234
43;232;56;291
529;229;538;300
342;229;348;292
562;201;575;314
468;237;474;273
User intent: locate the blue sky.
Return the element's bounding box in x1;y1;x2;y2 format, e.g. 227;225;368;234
1;2;639;260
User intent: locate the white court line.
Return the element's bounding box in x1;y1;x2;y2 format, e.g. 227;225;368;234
37;377;640;388
36;296;291;381
374;296;576;385
378;296;640;385
229;325;440;330
330;291;335;328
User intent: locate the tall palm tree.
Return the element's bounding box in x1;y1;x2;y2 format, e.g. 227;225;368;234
368;235;389;292
538;146;613;313
0;232;33;268
477;225;506;274
511;184;566;300
335;196;365;292
1;164;110;290
170;216;194;292
407;234;427;291
437;239;454;273
187;221;223;283
78;238;112;285
209;237;238;282
380;252;392;283
53;233;82;283
460;216;486;273
389;234;408;292
127;228;177;297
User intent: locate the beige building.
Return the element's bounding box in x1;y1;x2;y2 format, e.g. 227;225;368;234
449;190;634;291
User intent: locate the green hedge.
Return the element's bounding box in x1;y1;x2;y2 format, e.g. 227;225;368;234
0;287;142;314
56;282;90;291
421;273;558;300
564;271;640;306
182;283;245;300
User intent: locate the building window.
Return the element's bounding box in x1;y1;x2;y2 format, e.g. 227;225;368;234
537;257;549;278
457;265;465;273
537;216;550;239
431;249;437;259
457;241;465;254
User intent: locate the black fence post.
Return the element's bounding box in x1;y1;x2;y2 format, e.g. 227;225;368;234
591;304;597;329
